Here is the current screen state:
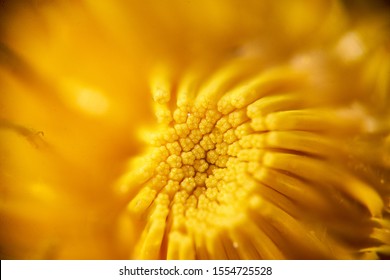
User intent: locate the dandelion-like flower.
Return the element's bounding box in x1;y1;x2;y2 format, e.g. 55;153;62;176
0;0;389;259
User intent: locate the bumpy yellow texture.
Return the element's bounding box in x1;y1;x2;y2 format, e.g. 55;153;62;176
0;0;390;259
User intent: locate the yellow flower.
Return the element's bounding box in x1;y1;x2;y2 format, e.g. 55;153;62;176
1;0;389;259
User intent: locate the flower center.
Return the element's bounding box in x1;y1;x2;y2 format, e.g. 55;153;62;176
129;103;258;256
116;63;302;259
